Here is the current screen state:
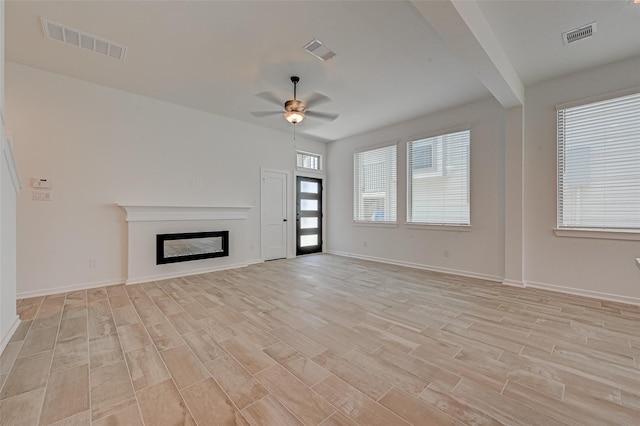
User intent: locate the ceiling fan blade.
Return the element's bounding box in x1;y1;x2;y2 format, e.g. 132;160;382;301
306;111;339;122
305;92;332;108
255;91;283;108
251;111;283;118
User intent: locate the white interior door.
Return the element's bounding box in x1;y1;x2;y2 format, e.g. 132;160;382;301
261;169;288;260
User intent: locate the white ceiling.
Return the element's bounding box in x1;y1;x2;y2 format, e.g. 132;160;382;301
6;1;640;142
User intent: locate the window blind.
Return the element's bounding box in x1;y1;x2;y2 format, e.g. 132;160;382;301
407;130;470;225
557;91;640;230
353;144;397;222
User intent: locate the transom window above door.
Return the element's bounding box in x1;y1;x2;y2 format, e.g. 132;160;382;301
297;151;322;171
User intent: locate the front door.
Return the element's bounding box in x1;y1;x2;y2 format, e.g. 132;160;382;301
262;170;288;260
296;176;322;255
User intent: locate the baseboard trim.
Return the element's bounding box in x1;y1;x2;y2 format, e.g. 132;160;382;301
502;279;525;287
525;280;640;307
16;260;265;299
17;278;126;299
1;315;21;354
125;261;254;284
326;251;640;307
326;250;503;283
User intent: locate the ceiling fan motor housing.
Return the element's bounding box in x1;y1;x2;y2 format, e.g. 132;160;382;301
285;99;307;113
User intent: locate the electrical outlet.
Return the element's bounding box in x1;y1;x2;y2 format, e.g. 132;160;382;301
443;249;450;257
32;191;52;201
89;259;96;268
363;241;368;247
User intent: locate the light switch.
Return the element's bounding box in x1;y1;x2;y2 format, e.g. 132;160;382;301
32;177;52;188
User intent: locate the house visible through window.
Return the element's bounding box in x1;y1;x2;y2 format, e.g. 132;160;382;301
407;130;470;225
297;151;321;170
557;91;640;230
354;144;397;223
411;139;436;172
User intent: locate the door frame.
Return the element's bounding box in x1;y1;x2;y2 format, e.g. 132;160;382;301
260;168;292;261
294;170;326;255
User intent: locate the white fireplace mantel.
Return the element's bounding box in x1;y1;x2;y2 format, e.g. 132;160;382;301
118;204;253;222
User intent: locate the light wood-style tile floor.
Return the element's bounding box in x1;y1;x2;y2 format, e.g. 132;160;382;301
1;254;639;425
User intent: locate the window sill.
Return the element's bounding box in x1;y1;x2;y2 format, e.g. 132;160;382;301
404;223;471;232
553;228;640;241
353;221;398;228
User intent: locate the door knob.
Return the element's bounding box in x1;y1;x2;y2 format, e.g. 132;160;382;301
283;219;287;222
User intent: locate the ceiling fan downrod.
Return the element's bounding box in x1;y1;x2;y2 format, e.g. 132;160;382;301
291;76;299;99
284;76;306;126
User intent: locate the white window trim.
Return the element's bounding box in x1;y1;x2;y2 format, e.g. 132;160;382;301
296;169;325;180
404;223;471;232
354;140;400;155
353;221;398;228
553;228;640;241
555;87;640;111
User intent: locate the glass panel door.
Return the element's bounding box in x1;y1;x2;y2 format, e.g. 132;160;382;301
296;176;322;255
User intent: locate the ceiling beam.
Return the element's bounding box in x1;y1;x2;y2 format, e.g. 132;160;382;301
411;0;524;108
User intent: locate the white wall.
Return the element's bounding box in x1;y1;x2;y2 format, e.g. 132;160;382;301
1;138;20;352
5;62;325;297
1;0;22;352
5;54;639;310
327;97;506;281
502;106;524;286
523;56;640;303
327;57;640;305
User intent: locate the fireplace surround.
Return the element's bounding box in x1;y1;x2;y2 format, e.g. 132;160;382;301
119;204;252;284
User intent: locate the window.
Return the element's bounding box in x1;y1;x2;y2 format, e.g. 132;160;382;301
297;151;321;170
407;130;470;225
354;144;397;223
557;91;640;230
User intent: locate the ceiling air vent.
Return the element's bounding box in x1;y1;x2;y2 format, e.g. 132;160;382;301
304;39;336;61
41;17;127;61
562;22;597;45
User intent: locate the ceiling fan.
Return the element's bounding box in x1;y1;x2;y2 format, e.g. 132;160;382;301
251;76;339;125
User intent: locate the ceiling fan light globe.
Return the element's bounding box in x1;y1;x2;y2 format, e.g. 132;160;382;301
285;111;305;124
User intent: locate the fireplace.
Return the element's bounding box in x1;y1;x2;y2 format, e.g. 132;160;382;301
156;231;229;265
119;205;251;284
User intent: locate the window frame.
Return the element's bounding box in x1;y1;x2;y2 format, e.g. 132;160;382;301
406;129;471;227
296;150;322;171
555;88;640;240
353;142;398;224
